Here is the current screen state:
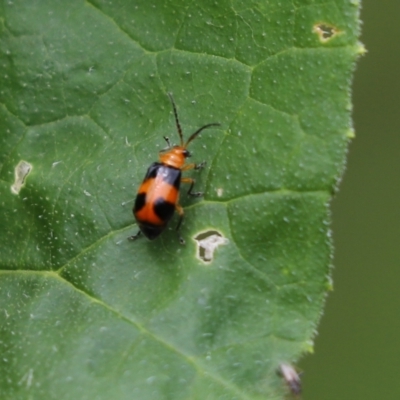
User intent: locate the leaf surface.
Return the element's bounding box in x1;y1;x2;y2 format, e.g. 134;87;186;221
0;1;361;398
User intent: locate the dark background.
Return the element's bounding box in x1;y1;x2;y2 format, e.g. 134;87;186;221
300;1;400;399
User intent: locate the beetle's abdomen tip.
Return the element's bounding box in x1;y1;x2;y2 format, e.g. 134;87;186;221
139;224;164;240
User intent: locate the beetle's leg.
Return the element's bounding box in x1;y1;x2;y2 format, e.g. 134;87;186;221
181;161;206;171
181;163;195;171
195;161;206;170
128;230;142;241
175;204;185;245
181;177;202;197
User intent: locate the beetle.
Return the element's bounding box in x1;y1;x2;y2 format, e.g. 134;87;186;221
129;93;220;244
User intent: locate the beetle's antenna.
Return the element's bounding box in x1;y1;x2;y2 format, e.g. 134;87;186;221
185;123;220;147
167;92;184;146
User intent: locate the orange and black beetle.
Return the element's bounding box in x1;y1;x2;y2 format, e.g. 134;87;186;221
130;93;219;244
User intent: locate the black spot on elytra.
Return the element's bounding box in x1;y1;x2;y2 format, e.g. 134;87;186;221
143;162;162;181
154;197;175;221
142;163;181;189
159;165;181;189
134;193;146;213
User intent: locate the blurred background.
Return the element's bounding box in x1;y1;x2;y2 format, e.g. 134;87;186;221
300;1;400;399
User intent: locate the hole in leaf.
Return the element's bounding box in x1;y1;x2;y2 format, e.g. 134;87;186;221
313;23;339;42
194;230;229;263
11;160;32;194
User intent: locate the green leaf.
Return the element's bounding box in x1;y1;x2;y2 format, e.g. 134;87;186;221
0;1;361;399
